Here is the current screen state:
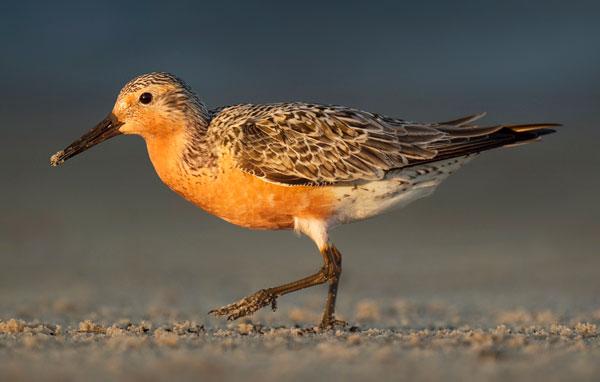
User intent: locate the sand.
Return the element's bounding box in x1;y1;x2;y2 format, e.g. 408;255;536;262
1;297;599;382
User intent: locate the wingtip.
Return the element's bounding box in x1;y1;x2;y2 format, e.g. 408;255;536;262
474;111;487;120
50;151;65;167
438;112;487;127
506;123;562;133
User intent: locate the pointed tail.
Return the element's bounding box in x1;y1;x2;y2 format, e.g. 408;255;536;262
423;116;561;163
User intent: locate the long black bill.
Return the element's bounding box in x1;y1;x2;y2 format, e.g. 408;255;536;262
50;113;123;167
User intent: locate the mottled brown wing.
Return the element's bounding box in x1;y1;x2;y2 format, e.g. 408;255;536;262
212;103;442;184
212;103;556;185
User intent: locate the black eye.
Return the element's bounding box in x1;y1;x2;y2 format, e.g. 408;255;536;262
139;92;153;104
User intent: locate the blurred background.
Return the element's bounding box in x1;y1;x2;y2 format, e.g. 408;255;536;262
1;0;599;324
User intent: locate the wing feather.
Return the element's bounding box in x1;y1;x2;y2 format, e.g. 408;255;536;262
207;103;556;185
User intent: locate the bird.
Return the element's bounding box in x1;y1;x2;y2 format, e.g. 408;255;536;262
50;72;559;328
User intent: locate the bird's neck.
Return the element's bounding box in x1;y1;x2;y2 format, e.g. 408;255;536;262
181;120;218;172
144;119;216;189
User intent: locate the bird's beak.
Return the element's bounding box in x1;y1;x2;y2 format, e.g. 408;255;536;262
50;113;123;167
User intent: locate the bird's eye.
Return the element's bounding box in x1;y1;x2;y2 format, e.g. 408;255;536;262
139;92;153;104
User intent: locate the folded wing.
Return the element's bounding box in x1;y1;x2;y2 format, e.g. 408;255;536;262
210;103;558;185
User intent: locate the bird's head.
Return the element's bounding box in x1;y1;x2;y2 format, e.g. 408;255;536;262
50;72;209;166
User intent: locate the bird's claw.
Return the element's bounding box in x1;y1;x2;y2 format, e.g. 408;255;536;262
209;289;277;321
319;317;348;330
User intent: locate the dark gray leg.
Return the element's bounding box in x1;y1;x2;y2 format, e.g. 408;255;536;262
209;244;344;329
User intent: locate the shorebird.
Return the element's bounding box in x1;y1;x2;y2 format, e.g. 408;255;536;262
50;72;558;328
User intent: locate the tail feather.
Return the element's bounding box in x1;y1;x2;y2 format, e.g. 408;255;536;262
504;123;562;133
437;124;503;138
405;117;560;167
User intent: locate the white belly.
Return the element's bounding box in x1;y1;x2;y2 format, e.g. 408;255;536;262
328;155;475;226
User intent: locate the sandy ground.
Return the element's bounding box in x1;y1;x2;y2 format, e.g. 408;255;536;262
1;295;599;382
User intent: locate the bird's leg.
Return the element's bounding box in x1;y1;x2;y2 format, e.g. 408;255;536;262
209;244;343;326
208;269;329;321
319;245;345;329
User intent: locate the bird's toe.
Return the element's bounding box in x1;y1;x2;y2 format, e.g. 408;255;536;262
209;289;277;320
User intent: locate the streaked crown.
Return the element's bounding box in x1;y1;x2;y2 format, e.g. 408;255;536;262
120;72;191;95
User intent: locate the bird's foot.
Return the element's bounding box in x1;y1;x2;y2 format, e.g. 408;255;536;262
209;289;277;321
319;316;348;330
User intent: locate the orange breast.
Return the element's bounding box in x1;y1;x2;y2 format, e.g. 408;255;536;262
147;140;336;230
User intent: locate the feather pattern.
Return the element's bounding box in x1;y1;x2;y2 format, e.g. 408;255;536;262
206;102;558;186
